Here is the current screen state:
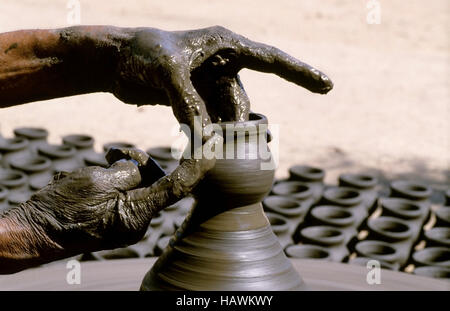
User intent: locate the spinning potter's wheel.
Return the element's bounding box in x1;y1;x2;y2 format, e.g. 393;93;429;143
141;113;306;290
0;258;447;290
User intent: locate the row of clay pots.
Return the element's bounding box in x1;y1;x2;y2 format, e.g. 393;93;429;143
81;197;194;261
351;181;433;272
410;203;450;279
1;127;161;212
262;165;326;247
285;173;380;263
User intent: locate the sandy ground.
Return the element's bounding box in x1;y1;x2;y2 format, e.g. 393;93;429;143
0;0;448;190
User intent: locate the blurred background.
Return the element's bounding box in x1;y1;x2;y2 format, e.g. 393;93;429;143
0;0;448;187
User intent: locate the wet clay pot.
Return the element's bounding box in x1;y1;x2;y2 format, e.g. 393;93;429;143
141;113;305;291
14;127;48;154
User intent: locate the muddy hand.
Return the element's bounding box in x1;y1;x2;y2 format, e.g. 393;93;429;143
113;26;333;132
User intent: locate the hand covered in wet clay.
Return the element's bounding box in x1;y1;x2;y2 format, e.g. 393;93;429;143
1;25;333;135
0;137;218;274
113;26;333;128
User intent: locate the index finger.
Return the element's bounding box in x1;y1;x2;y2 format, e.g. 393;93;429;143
235;36;333;94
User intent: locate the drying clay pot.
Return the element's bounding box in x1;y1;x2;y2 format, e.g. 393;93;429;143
288;165;325;182
62;134;96;165
434;206;450;227
0;185;9;212
308;205;357;228
338;173;377;189
390;180;432;201
412;247;450;268
379;198;427;220
424;227;450;247
84;153;109;168
284;244;331;261
14;127;48;154
354;240;400;265
413;266;450;279
299;226;345;247
141;113;305;291
367;216;413;242
322;187;363;207
265;211;292;247
38;144;80;173
263;195;304;218
271;181;313;200
0;169;28;196
0;137;29;168
9;154;53;191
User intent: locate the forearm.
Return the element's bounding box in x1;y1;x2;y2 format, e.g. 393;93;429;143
0;26;132;108
0;205;63;274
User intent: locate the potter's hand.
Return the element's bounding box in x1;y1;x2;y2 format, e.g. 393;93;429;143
113;26;333;129
0;137;218;274
1;26;332;132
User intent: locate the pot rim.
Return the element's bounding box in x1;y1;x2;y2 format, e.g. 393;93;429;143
14;127;48;140
63;134;94;149
263;195;304;217
367;216;413;241
311;205;356;227
300;226;345;246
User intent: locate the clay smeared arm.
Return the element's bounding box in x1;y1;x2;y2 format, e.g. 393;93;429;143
0;26;132;108
0;207;64;274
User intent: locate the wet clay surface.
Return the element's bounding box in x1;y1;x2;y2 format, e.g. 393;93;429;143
141;113;305;290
